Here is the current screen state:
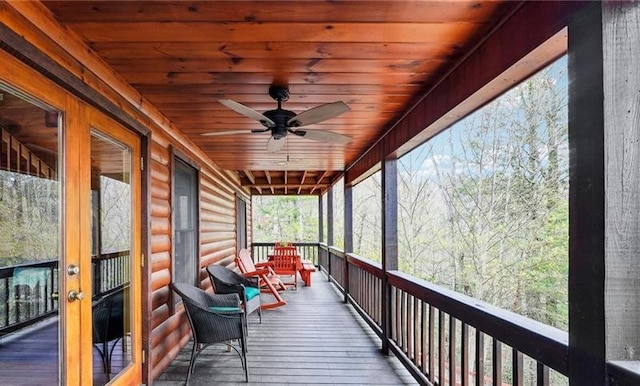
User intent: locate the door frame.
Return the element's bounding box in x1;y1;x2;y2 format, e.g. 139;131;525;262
85;110;142;385
0;48;144;385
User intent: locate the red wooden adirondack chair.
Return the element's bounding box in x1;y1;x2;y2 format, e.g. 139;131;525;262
235;248;287;309
268;246;299;290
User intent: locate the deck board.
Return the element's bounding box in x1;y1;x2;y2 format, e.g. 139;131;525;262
0;313;128;385
0;272;417;385
155;272;417;385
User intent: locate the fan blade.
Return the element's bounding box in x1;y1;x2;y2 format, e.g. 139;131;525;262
200;129;250;137
218;99;275;127
287;101;350;127
267;136;286;153
293;129;351;145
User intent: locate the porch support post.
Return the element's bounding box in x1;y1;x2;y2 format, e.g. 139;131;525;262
327;186;334;280
568;2;640;384
381;158;398;355
318;194;324;244
344;184;353;303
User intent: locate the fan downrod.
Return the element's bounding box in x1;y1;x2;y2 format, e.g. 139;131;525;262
268;86;289;102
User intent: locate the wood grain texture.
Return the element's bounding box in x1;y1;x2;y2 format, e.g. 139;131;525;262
346;1;582;186
145;144;240;383
43;1;508;24
34;0;522;195
602;0;640;364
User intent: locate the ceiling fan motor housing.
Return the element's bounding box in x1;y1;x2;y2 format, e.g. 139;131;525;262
263;108;296;139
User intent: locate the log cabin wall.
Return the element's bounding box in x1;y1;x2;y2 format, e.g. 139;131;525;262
0;2;252;383
147;133;244;381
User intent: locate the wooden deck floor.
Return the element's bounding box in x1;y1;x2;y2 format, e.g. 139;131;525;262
0;315;127;385
155;271;417;385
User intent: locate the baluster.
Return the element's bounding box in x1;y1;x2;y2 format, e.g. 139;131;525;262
421;302;427;376
537;362;549;386
395;287;401;342
4;278;9;326
400;290;406;352
461;323;469;386
413;295;419;365
450;316;456;386
493;339;502;386
364;270;369;316
512;349;523;386
406;293;413;356
475;330;485;386
439;310;445;385
428;305;435;381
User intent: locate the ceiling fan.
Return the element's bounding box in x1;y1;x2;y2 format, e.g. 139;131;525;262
201;86;352;153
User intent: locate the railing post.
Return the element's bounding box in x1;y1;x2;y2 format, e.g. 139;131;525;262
381;158;398;355
344;185;353;303
318;194;324;244
569;3;640;385
327;186;334;280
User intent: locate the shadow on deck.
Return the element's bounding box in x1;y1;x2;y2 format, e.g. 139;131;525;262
156;271;417;385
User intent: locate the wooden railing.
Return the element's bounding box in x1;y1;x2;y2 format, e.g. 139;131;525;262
0;250;129;336
319;244;569;386
92;250;130;297
0;260;58;335
251;242;319;266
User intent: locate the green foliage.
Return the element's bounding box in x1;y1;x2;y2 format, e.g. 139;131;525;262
252;195;319;242
0;172;59;267
397;58;569;329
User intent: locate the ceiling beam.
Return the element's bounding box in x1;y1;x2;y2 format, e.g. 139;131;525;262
242;170;262;194
310;170;330;195
284;170;288;195
264;171;274;194
298;171;307;195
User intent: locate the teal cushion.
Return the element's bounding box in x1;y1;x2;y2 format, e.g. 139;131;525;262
209;306;240;313
244;286;260;300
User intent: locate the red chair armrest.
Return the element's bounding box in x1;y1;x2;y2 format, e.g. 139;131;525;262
255;261;275;268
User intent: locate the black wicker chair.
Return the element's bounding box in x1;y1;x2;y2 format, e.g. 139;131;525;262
206;264;262;324
171;283;248;384
92;290;125;380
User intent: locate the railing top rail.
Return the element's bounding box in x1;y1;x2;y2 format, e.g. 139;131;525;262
328;246;345;255
91;250;130;260
346;253;384;278
251;241;319;246
0;259;57;279
388;269;568;375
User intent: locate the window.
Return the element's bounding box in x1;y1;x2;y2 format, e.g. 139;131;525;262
172;158;199;288
236;196;247;250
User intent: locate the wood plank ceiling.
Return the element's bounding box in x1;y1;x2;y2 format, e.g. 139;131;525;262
42;1;519;195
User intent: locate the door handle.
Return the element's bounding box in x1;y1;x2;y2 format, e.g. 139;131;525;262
67;290;85;302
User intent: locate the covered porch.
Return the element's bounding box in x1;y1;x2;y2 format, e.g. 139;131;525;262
0;1;639;385
156;269;416;385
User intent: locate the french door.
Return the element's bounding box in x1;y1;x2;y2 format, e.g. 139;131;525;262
0;49;142;385
85;111;142;385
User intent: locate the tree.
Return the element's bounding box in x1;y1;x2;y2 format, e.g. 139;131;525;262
252;195;318;242
397;58;569;329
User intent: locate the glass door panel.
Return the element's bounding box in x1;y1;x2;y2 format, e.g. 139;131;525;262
90;130;133;385
0;87;61;384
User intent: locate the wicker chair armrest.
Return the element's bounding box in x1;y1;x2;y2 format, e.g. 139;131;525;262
202;292;241;308
243;276;259;288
